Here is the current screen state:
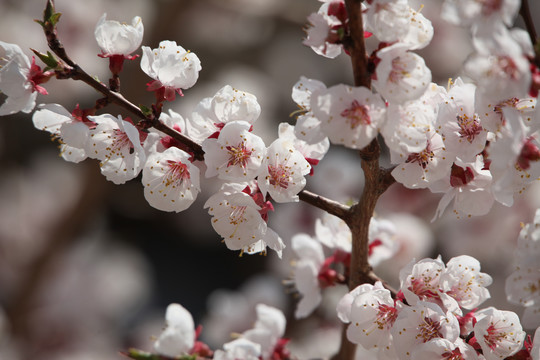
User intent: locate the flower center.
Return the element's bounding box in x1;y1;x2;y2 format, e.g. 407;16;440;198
375;303;398;330
456;114;482;143
340;100;371;129
493;97;519;126
106;129;133;158
409;278;440;300
268;164;291;189
164;160;190;187
226;142;253;168
442;348;465;360
484;323;508;350
417;316;443;342
406;141;435;169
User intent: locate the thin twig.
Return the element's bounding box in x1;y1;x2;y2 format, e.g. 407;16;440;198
298;190;350;219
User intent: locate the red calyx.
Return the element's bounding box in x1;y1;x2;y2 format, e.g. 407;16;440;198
517;137;540;170
450;163;475;187
270;338;291;360
242;185;274;222
146;80;183;102
98;53;139;75
71;104;96;127
327;0;348;24
190;325;213;358
28;56;54;95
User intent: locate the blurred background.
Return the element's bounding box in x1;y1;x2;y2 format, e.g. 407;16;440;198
0;0;539;359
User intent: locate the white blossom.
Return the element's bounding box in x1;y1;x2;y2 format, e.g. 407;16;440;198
411;338;479;360
204;183;284;257
258;137;311;203
464;29;531;104
142;147;200;212
441;0;520;28
32;103;90;163
278;123;329;166
303;12;342;59
154;303;195;358
337;281;398;355
214;338;261;360
0;41;49;115
428;156;494;220
202;121;266;181
140;40;201;99
372;43;432;104
473;307;526;360
241;304;286;360
315;214;398;266
391;131;454;189
94;13;143;57
291;233;325;319
151;109;187;152
391;301;460;360
188;85;261;142
435;78;488;162
488;108;540;207
506;209;540;329
439;255;492;309
86;114;147;184
381;83;442;157
366;0;433;50
399;256;461;315
311;83;386;149
291;76;328;144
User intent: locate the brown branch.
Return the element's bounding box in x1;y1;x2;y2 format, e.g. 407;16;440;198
344;0;371;89
331;1;397;358
298;190;350;219
519;0;540;68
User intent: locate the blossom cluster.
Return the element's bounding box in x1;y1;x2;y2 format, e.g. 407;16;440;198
153;302;289;360
337;255;529;360
2;0;540;359
3;12;332;257
301;0;540;220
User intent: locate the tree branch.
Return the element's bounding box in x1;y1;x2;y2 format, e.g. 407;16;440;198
343;0;371;89
519;0;540;68
331;1;397;358
298;190;350;219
